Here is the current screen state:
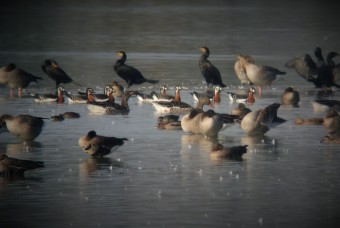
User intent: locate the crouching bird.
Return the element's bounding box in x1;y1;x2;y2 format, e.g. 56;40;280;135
78;130;128;157
0;154;44;176
210;144;248;160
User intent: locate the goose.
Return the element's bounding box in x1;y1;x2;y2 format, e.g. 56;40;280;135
323;109;340;135
28;86;65;103
311;100;340;112
152;85;174;102
156;115;182;130
234;54;254;86
114;51;159;88
198;47;226;87
240;103;286;135
281;87;300;106
227;87;255;104
111;80;125;98
0;154;44;176
135;91;156;103
78;130;128;157
243;62;285;95
0;114;46;142
231;103;252;120
210;144;248;160
0;63;42;97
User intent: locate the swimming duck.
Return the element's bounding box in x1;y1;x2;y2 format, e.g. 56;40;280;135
156;115;182;130
28;86;65;103
234;54;254;86
231;103;252;120
198;47;226;87
0;63;43;97
240;103;286;135
41;59;77;88
227;87;255;104
181;109;226;138
294;117;323;125
114;51;159;88
311;100;340;112
243;62;285;95
0;154;44;176
0;114;46;142
78;130;128;157
281;87;300;106
210;144;248;160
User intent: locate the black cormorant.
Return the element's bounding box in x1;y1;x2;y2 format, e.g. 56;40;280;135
41;59;75;88
114;51;159;88
198;47;226;87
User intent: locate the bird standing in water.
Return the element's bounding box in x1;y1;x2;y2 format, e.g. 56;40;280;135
198;47;226;88
114;51;159;88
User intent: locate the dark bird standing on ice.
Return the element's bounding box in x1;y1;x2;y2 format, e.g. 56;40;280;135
114;51;159;88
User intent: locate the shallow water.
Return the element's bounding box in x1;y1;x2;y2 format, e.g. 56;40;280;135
1;1;340;227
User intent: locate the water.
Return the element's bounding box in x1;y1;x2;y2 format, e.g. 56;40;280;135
1;0;340;227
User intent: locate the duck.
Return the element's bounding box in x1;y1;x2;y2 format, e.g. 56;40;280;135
234;54;254;86
0;154;44;176
243;62;285;95
181;109;228;138
0;63;43;97
210;144;248;160
227;87;255;104
198;47;226;87
231;103;252;120
240;103;286;135
156;115;182;130
28;86;65;103
311;100;340;112
78;130;128;157
294;117;323;125
113;51;159;88
0;114;46;142
41;59;78;88
50;114;64;121
281;87;300;106
152;85;174;102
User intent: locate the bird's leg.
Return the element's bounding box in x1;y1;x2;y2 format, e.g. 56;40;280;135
10;88;14;97
257;85;262;96
18;88;23;97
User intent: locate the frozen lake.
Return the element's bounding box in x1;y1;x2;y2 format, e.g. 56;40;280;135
1;0;340;227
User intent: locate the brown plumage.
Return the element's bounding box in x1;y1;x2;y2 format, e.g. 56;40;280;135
281;87;300;106
211;144;248;160
294;117;323;125
0;154;44;176
78;130;128;157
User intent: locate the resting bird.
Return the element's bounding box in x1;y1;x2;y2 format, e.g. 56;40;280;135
0;154;44;176
326;51;340;82
114;51;159;88
281;87;300;106
0;114;46;142
240;103;286;135
78;130;128;157
198;47;226;87
28;86;65;103
234;54;254;86
210;144;248;160
0;63;42;97
41;59;77;88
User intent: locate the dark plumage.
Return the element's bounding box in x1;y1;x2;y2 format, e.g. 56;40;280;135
41;59;75;88
198;47;226;87
0;154;44;176
114;51;159;88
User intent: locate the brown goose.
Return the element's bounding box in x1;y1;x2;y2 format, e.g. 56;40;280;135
0;154;44;176
281;87;300;106
234;54;254;86
78;130;128;157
